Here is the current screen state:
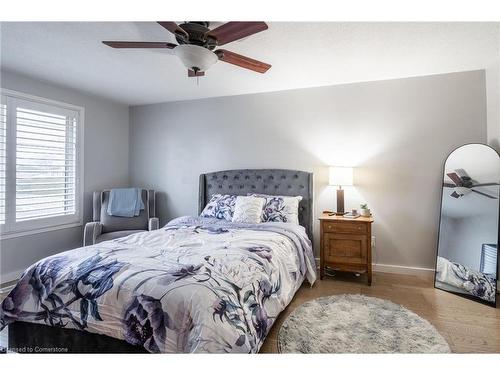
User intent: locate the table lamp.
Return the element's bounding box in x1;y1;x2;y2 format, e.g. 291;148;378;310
329;166;353;215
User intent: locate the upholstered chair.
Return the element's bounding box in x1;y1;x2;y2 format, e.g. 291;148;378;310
83;189;159;246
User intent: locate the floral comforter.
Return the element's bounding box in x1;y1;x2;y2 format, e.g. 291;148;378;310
0;216;316;353
436;256;496;302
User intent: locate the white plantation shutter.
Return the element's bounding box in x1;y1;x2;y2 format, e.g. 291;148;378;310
16;106;77;221
0;90;83;236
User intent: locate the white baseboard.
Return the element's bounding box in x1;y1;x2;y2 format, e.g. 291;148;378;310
373;263;435;277
315;257;435;278
0;283;15;294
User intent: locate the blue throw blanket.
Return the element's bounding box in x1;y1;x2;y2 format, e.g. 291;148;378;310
107;188;145;217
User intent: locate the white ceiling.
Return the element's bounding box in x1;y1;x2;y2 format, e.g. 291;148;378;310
1;22;499;105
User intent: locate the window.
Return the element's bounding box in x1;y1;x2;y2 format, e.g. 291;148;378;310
480;244;497;276
0;90;83;237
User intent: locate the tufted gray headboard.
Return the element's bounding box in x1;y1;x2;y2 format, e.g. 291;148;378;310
198;169;313;240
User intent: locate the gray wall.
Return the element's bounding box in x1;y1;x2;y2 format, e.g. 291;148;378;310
439;214;498;272
0;70;130;281
130;70;487;270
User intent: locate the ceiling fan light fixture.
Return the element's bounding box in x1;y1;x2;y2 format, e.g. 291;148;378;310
174;44;218;73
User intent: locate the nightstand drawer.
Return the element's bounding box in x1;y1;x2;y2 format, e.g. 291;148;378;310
323;233;367;264
323;221;367;234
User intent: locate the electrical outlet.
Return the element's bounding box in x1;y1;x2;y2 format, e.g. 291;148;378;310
371;235;376;247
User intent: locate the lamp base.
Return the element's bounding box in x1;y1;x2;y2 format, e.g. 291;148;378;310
336;189;345;215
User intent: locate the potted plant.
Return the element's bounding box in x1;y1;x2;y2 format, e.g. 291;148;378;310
360;203;371;217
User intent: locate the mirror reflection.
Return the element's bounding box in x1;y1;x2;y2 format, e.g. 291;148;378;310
435;144;499;306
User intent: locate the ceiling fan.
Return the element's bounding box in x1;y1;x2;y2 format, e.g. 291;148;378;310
102;21;271;77
444;168;499;199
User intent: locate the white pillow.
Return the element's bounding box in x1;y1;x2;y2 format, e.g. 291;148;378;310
231;196;266;224
248;194;302;224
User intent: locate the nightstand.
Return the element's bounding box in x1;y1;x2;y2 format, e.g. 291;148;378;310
319;214;374;285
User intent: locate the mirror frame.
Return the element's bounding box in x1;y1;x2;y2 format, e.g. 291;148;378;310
434;143;500;307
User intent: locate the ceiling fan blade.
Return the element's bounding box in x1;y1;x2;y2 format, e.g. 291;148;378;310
446;172;462;185
157;22;188;38
472;182;500;187
102;41;177;49
443;183;456;188
471;189;498;199
188;69;205;77
207;22;268;46
215;49;271;73
450;191;461;198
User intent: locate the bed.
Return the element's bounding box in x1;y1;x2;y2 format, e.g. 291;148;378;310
1;169;315;353
435;256;496;304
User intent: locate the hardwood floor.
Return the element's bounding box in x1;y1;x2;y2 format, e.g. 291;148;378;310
1;272;499;353
260;271;500;353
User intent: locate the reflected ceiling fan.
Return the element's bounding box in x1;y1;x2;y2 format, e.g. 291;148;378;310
102;22;271;77
444;168;499;199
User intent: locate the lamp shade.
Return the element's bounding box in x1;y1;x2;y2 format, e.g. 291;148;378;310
329;166;353;187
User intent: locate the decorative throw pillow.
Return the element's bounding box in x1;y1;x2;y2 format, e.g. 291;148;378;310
249;194;302;224
232;196;266;224
200;194;237;221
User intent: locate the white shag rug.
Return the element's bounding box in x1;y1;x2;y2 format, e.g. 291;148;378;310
278;294;451;353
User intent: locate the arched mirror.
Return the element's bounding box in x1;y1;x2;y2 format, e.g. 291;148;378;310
435;143;499;306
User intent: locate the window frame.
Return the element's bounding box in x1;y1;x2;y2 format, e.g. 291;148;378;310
0;88;84;239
